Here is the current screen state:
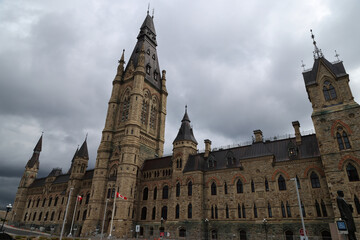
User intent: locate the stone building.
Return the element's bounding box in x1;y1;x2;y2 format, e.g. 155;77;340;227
10;13;360;240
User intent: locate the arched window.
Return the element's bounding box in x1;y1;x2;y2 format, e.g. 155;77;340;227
188;203;192;218
44;211;48;221
211;182;217;195
240;230;247;240
336;127;351;150
346;163;359;181
188;181;192;196
321;230;332;240
224;182;228;194
85;193;90;204
323;80;337;101
285;230;294;240
268;202;272;218
215;205;218;219
107;188;111;198
141;207;147;220
301;201;306;217
23;213;28;221
242;204;246;218
251;180;255;192
57;211;61;221
225;204;229;218
27;200;31;208
121;96;130;122
140;100;148;125
315;200;321;217
278;175;286;190
153;187;157;200
226;151;235;166
162;186;168;199
33;212;37;221
152;207;156;220
286;201;292;217
176;182;180;197
238;204;241;218
48;197;52;207
175;204;180;219
265;178;269;191
82;210;87;221
42;199;46;207
253;203;257;218
211;230;218;239
296;175;301;189
77;210;80;221
149;105;157;129
310;172;321;188
50;211;55;221
143;187;148;200
211;205;214;219
36;199;40;207
321;200;328;217
38;212;42;221
54;197;58;206
111;188;115;198
161;206;167;220
354;195;360;214
281;202;286;218
237;179;243;193
179;228;186;237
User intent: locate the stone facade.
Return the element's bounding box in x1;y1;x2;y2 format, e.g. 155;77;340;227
10;13;360;240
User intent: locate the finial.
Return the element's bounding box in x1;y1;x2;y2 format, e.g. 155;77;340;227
147;3;150;15
152;8;154;18
310;29;323;59
335;50;340;61
185;105;187;112
301;60;306;71
85;133;88;141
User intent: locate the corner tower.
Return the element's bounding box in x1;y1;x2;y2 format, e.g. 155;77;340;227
303;31;360;221
83;12;167;237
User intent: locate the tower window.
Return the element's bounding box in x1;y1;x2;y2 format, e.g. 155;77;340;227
143;187;148;200
162;186;168;199
211;182;217;195
188;181;193;196
281;202;286;218
346;163;359;181
323;80;337;101
238;204;241;218
121;97;130;122
253;203;258;218
141;100;148;125
321;200;328;217
188;203;192;218
237;179;243;193
310;172;321;188
286;201;292;217
175;204;180;219
176;182;180;197
336;127;351;150
251;180;255;192
242;204;246;218
315;200;321;217
225;204;229;218
265;178;269;191
224;182;228;194
268;202;272;218
149;105;157;129
278;175;286;191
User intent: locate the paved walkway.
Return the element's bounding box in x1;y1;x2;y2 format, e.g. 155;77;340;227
3;224;51;237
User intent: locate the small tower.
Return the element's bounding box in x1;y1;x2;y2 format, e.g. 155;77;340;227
172;107;198;172
12;134;42;223
302;31;360;219
69;138;89;180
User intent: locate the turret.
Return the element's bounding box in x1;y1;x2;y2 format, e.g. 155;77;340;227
69;138;89;179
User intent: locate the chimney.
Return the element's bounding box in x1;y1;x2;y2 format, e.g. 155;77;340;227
204;139;212;158
253;130;263;143
292;121;302;144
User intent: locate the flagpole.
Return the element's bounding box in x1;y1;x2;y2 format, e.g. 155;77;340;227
101;199;109;240
68;195;79;237
60;187;74;240
108;193;117;238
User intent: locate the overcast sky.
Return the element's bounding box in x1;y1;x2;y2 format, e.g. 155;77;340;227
1;0;360;207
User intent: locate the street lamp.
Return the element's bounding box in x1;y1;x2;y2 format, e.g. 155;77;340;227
1;204;13;232
262;218;268;240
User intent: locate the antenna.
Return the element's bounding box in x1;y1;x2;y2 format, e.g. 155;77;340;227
152;8;154;18
147;3;150;15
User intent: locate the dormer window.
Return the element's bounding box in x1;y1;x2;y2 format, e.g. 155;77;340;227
147;49;150;55
152;54;156;60
208;155;216;168
154;71;158;81
323;80;337;101
146;64;151;74
288;141;298;158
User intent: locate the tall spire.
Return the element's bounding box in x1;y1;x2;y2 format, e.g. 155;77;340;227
26;134;43;169
173;106;197;144
310;29;323;59
77;136;89;159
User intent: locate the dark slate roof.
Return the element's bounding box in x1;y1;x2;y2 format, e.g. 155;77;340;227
84;169;94;180
303;57;347;86
173;109;198;144
77;139;88;159
26;135;42;169
29;178;46;188
183;134;320;173
53;174;70;184
125;13;161;90
48;168;62;177
142;156;172;171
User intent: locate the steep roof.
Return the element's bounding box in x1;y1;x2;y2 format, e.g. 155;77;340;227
173;108;198;144
26;135;43;169
125;13;162;90
302;57;347;86
77;139;88;159
142;156;172;171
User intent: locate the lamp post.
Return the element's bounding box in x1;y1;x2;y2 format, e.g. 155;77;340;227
290;177;308;240
1;204;12;232
262;218;268;240
204;218;209;240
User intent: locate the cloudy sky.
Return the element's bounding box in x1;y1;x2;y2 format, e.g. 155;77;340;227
1;0;360;207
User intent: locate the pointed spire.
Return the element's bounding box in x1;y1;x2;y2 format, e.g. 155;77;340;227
77;136;89;159
173;106;198;144
310;29;323;59
26;134;43;169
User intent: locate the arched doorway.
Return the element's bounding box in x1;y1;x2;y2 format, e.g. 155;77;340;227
321;230;332;240
240;230;247;240
285;230;294;240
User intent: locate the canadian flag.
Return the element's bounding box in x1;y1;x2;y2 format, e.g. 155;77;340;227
77;195;82;201
116;192;127;200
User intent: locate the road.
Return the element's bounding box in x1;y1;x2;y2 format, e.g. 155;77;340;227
3;224;51;237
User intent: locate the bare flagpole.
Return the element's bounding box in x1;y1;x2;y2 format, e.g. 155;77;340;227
60;187;74;240
108;192;117;238
101;199;109;240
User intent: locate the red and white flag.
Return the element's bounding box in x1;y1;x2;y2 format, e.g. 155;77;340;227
77;195;83;201
116;192;127;200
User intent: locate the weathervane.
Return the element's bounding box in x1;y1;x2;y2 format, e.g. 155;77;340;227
310;29;323;59
335;50;340;61
301;60;306;71
147;3;150;15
